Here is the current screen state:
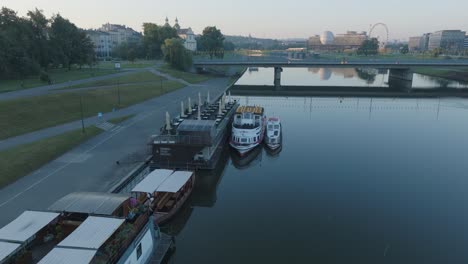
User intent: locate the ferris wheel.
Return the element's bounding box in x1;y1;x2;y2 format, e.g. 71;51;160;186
369;23;389;48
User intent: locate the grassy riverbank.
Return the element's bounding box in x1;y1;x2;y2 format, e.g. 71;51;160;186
0;81;184;140
414;68;468;83
0;126;102;188
158;65;213;83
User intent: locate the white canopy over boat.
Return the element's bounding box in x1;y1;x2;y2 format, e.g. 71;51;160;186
0;211;59;243
131;170;193;194
48;192;129;215
157;171;193;193
0;241;21;262
58;216;124;250
131;169;174;194
38;247;97;264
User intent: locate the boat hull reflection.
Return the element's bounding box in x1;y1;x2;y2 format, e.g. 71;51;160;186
230;145;263;169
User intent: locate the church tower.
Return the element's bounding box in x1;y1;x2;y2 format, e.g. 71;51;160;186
174;17;181;31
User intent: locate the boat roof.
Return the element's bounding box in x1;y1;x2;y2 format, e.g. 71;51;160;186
132;170;193;194
38;247;97;264
0;211;60;243
131;169;174;194
236;106;264;115
0;241;21;262
177;119;216;132
157;171;193;193
58;216;124;250
48;192;130;216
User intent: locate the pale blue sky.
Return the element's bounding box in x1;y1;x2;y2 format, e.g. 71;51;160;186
3;0;468;40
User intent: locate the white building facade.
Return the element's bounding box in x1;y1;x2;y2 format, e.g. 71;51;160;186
173;18;197;51
87;24;142;58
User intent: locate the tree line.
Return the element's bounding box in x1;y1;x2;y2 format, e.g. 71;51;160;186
0;7;95;80
114;23;230;70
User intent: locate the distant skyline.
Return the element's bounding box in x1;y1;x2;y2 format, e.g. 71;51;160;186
2;0;468;40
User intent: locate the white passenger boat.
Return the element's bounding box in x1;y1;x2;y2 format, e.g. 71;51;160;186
265;117;282;150
230;106;266;156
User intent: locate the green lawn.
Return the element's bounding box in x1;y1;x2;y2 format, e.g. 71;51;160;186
108;114;136;125
0;68;119;93
0;126;102;188
0;81;184;140
97;60;158;69
414;67;468;82
158;65;213;83
63;71;164;89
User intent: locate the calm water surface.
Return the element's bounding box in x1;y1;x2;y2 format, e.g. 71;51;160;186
161;94;468;264
236;67;468;89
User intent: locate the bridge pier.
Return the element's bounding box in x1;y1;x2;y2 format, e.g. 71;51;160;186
274;67;283;89
388;68;414;91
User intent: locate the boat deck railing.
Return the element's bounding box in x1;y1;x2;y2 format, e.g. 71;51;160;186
154;134;212;146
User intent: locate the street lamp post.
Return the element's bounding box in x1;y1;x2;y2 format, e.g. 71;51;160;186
116;75;121;108
79;93;85;134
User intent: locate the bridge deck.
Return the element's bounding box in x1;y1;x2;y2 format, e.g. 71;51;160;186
194;60;468;69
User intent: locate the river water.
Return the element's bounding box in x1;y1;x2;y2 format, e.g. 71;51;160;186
236;67;468;89
161;69;468;263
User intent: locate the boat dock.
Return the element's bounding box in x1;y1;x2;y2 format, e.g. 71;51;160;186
151;92;239;170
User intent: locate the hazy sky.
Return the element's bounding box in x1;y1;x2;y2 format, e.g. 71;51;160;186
3;0;468;40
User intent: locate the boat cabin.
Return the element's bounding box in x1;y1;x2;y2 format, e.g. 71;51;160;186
131;169;195;224
42;192;157;264
0;211;78;264
267;117;281;136
233;106;264;129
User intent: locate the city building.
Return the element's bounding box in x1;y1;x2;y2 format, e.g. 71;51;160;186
99;23;142;45
465;35;468;49
428;30;466;51
421;33;431;51
87;23;142;58
408;36;423;52
173;18;197;51
86;30;112;58
308;31;367;51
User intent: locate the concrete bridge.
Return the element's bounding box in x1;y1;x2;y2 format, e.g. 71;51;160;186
194;58;468;89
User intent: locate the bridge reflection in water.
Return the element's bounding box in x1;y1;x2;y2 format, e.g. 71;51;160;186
232;67;468;98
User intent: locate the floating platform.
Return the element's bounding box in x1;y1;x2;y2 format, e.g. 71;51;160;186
151;97;239;170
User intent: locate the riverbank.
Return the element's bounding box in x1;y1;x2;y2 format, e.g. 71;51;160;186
414;68;468;83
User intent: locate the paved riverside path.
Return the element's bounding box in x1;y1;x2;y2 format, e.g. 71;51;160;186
0;77;231;226
0;68;145;102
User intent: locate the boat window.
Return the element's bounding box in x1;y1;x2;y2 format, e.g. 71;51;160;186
274;125;280;129
274;131;279;136
137;243;142;260
268;125;273;130
241;138;247;143
244;113;252;119
236;114;241;119
255;115;260;120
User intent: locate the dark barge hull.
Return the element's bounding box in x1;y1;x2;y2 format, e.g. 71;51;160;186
150;129;229;170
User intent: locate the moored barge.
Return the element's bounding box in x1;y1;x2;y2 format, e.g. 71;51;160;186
152;93;239;170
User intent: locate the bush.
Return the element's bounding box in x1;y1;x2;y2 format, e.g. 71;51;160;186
39;71;51;84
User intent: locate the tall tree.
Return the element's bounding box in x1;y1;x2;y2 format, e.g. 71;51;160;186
357;38;379;56
49;14;94;70
198;26;225;59
0;7;38;79
142;23;178;59
27;9;50;69
161;38;192;70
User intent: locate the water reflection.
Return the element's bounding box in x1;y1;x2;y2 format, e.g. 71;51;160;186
264;144;282;157
230;146;263;170
162;95;468;263
236;67;468;89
